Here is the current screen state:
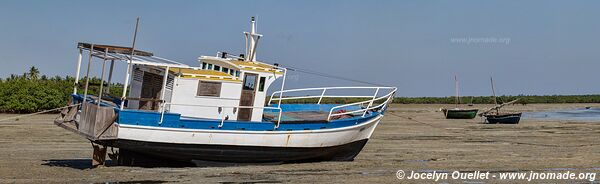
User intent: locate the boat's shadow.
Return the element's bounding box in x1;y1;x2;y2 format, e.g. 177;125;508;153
41;159;278;169
41;159;106;170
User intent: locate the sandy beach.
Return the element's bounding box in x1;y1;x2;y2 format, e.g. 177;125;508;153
0;103;599;183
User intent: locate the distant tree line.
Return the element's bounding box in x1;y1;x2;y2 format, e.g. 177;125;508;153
0;66;122;113
270;95;600;105
392;95;600;104
1;67;600;113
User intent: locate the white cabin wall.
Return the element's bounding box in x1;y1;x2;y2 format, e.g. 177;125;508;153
169;78;242;120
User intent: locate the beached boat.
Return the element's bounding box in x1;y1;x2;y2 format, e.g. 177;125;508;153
480;77;521;124
54;17;396;166
484;113;522;124
441;76;478;119
442;108;478;119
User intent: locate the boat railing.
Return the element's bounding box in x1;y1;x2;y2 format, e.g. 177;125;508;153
268;86;397;121
159;103;284;128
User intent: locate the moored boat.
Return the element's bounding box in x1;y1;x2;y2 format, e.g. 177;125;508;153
442;75;478;119
480;77;521;124
54;17;396;166
484;113;522;124
442;108;479;119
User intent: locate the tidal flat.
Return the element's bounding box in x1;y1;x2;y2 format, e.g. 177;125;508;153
0;103;599;183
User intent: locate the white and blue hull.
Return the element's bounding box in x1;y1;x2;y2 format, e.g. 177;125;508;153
104;114;382;163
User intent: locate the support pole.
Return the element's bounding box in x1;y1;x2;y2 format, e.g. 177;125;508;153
98;48;108;108
159;66;170;112
91;144;107;168
244;33;249;61
249;35;261;62
277;68;287;109
83;45;94;104
106;60;115;94
120;63;132;110
73;48;83;94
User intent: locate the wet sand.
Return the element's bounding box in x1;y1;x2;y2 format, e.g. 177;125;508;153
0;104;599;183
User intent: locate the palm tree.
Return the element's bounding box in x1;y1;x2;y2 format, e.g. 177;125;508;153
28;66;39;80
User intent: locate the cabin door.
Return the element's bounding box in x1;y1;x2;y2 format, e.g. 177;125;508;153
139;72;163;111
238;73;258;121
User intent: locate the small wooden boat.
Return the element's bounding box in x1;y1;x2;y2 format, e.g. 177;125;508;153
480;77;521;124
442;76;478;119
484;113;522;124
442;108;478;119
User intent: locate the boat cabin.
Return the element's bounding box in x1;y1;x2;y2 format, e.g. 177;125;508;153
70;17;284;123
126;55;282;122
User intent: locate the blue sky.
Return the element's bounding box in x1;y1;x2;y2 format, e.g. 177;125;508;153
0;0;599;97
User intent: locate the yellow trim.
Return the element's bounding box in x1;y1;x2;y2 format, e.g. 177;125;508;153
179;75;242;83
231;61;283;74
170;68;230;76
170;67;241;83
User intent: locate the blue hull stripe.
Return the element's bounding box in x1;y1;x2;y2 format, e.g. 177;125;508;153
70;94;383;131
117;110;380;131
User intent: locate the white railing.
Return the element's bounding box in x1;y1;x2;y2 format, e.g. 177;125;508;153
268;87;397;121
158;87;396;129
159;103;284;128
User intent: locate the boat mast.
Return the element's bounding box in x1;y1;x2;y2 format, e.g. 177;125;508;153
244;17;262;62
455;75;460;107
120;17;140;110
490;77;499;114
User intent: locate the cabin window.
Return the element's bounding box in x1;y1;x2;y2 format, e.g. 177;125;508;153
243;74;257;90
201;62;207;69
235;71;240;77
258;77;266;92
207;64;213;70
222;67;229;74
214;65;220;71
197;81;221;97
229;70;235;75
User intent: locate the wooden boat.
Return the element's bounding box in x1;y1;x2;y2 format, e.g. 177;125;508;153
53;17;397;166
442;108;478;119
442;76;478;119
484;113;522;124
480;77;521;124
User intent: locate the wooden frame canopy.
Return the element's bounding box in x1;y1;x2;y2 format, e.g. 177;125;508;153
78;42;153;57
77;42;189;68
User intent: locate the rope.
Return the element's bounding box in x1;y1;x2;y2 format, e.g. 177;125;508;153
0;103;81;122
272;63;390;87
386;112;600;148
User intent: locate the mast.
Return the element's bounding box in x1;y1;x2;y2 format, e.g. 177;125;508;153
455;75;460;107
120;17;140;110
490;77;499;114
250;17;256;61
244;17;262;61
